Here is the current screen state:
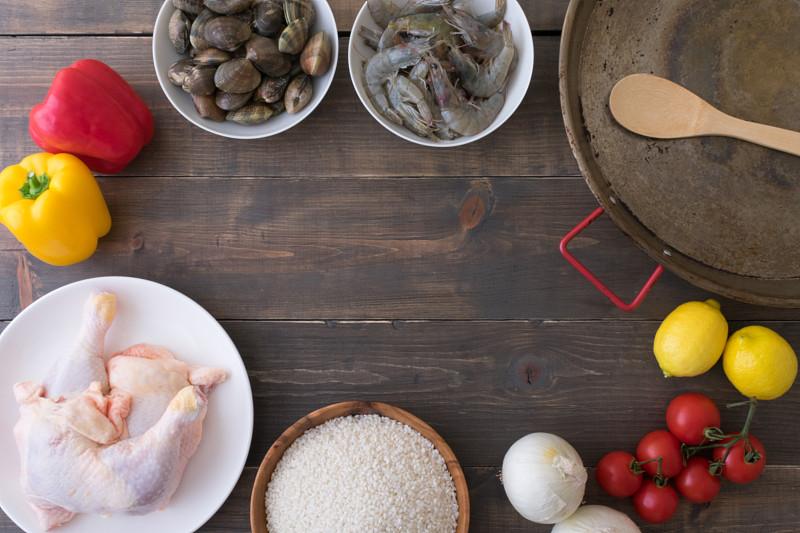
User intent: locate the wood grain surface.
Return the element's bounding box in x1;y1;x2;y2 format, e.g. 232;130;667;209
0;1;798;532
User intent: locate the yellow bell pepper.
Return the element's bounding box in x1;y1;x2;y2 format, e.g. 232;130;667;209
0;153;111;265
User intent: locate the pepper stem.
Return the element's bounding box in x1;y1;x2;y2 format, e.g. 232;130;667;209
19;171;51;199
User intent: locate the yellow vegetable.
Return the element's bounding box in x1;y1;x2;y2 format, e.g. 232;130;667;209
0;153;111;265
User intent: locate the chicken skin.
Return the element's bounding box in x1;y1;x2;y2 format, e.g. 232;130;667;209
12;292;227;530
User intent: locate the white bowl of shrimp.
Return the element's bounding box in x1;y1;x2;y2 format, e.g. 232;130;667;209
348;0;533;147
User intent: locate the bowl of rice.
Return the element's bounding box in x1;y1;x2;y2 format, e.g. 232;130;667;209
250;401;469;533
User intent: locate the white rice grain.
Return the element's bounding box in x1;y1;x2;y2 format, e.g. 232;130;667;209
264;414;459;533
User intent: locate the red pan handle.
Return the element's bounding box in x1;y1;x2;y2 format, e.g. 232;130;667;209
559;206;664;311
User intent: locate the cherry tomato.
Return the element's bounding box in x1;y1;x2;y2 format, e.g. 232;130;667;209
636;430;684;478
674;456;721;503
596;450;643;497
633;477;679;524
666;393;721;445
712;433;766;483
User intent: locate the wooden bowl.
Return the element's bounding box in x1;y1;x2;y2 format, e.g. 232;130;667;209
250;401;469;533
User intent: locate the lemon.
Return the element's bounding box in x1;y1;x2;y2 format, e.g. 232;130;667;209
653;299;728;377
722;325;798;400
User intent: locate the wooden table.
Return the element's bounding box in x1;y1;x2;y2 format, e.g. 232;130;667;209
1;1;798;531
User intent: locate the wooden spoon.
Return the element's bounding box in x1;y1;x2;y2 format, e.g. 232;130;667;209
609;73;800;157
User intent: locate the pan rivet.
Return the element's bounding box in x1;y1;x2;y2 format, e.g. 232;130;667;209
609;196;616;204
663;249;672;256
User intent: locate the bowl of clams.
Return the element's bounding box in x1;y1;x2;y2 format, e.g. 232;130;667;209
154;0;338;139
348;0;533;147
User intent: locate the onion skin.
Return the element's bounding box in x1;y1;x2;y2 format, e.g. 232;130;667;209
501;432;588;524
551;505;641;532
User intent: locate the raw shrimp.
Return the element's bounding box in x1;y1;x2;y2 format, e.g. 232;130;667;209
428;56;505;136
408;61;457;140
453;0;506;28
387;74;438;139
442;5;504;60
387;13;455;43
365;42;424;124
448;22;514;97
358;24;383;50
368;0;450;29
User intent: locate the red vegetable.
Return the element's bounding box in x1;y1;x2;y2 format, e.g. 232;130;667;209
596;450;643;498
636;430;684;479
632;477;679;524
29;59;154;174
666;393;721;445
712;433;766;483
674;456;721;503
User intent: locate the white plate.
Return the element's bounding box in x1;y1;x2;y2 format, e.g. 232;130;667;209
0;277;253;533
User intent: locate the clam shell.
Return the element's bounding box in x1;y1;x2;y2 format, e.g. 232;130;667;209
192;93;227;121
214;58;262;93
189;9;217;50
168;58;196;86
203;15;252;52
193;47;232;66
283;0;315;27
253;74;289;103
284;73;312;113
300;30;331;77
226;102;274;125
252;0;284;36
204;0;253;15
169;9;192;54
278;17;309;55
245;34;291;77
216;90;254;110
183;65;218;95
173;0;205;16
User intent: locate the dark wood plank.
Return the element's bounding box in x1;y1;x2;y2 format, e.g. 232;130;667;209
0;35;577;178
2;467;798;532
0;0;569;35
2;176;797;322
1;318;798;531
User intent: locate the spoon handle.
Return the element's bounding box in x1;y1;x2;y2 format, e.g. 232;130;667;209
709;111;800;157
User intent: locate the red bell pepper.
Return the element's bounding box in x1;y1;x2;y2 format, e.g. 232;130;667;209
29;59;154;174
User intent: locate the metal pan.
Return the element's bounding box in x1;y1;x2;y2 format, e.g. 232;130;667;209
559;0;800;307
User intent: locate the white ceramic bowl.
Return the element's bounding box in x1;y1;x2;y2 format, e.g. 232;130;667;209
153;0;339;139
348;0;533;147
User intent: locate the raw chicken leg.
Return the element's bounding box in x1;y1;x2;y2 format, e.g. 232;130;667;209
12;292;224;530
14;383;207;529
42;292;116;400
108;343;227;437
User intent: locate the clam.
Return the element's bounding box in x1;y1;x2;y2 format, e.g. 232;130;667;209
193;47;232;66
278;17;309;55
226;102;274;125
300;30;330;77
284;73;312;113
268;99;286;116
203;15;251;52
204;0;253;15
168;58;196;86
216;90;254;110
190;9;217;50
173;0;205;16
169;9;192;54
283;0;315;27
214;57;262;93
192;93;227;121
253;74;289;103
252;0;283;36
182;65;218;95
245;35;291;77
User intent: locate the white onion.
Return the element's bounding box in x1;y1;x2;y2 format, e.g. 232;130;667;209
552;505;641;532
501;432;587;524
